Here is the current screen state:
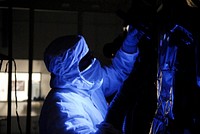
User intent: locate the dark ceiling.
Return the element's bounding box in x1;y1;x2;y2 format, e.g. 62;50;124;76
0;0;132;13
0;0;199;30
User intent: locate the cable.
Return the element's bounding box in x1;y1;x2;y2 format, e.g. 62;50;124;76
5;59;23;134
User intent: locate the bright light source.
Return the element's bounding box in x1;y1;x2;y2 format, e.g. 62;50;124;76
0;72;41;101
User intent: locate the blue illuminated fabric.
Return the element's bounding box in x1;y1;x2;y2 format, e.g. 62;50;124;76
39;35;139;134
149;25;194;134
149;39;177;134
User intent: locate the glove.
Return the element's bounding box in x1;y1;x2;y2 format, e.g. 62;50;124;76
122;25;145;53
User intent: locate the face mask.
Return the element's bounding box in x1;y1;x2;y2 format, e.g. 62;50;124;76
79;51;94;72
80;58;103;89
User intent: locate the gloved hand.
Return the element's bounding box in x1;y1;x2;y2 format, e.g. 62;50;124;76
122;25;145;53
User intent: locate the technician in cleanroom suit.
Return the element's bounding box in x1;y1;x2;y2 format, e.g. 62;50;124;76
39;25;144;134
